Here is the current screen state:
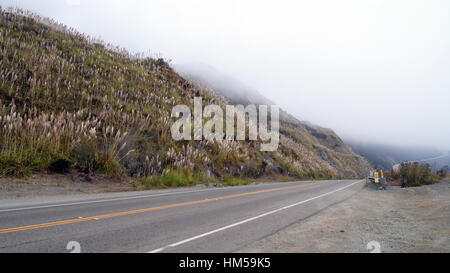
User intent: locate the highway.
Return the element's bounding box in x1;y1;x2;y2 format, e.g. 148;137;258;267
0;179;364;253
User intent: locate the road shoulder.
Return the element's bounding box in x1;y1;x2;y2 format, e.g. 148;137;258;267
238;180;450;253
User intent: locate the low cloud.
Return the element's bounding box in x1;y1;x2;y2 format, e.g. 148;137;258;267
2;0;449;150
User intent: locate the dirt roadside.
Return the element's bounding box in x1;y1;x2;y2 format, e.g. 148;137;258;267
0;173;139;199
0;173;294;200
239;180;450;253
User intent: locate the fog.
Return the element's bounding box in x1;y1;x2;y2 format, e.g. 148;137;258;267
2;0;450;151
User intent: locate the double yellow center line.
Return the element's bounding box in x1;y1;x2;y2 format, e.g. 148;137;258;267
0;181;327;235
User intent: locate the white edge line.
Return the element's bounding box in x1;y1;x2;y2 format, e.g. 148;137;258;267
0;180;321;213
148;180;363;253
0;185;256;213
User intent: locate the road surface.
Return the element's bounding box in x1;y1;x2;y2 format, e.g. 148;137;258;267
0;179;364;253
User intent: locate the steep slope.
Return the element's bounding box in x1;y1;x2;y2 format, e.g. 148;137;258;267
0;7;368;181
176;63;372;178
175;62;275;106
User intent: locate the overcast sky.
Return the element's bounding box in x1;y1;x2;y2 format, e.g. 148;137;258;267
2;0;450;151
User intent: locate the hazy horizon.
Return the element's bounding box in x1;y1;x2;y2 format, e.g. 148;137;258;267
2;0;449;151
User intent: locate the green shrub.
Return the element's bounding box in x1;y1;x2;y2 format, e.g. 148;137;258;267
426;174;441;182
101;159;122;176
71;139;100;174
192;171;207;183
222;175;251;186
160;170;186;187
137;169;208;188
399;162;440;187
48;157;72;173
0;157;32;177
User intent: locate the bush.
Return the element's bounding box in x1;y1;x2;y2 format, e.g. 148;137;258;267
222;175;251;186
0;157;32;177
71;139;100;174
399;162;441;187
48;157;72;173
137;169;208;188
426;174;441;182
160;170;187;187
100;159;122;176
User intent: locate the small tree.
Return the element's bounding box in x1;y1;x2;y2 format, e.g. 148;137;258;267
399;162;433;187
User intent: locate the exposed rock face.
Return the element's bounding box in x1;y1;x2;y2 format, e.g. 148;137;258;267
0;8;370;180
177;63;372;178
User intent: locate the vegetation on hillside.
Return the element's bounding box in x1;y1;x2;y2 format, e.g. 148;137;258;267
179;64;372;179
387;162;447;187
0;7;370;185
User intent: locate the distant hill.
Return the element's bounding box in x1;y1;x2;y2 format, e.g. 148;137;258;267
345;139;448;170
175;63;274;106
176;63;372;178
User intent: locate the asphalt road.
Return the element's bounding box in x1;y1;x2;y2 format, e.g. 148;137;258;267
0;179;364;253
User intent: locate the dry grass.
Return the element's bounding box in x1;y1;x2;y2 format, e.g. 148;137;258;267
0;6;370;183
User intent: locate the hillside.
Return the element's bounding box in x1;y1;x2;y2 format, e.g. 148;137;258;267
346;139;448;170
175;62;275;106
176;63;372;178
0;7;370;184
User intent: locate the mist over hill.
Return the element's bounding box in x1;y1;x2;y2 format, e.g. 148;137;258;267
0;7;371;182
345;139;449;170
175;62;274;106
176;62;372;178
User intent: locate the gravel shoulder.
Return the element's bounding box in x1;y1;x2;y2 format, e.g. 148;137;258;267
0;173;139;200
239;180;450;253
0;173;291;200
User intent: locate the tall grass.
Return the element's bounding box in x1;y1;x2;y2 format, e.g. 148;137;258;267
136;169;207;188
0;6;369;182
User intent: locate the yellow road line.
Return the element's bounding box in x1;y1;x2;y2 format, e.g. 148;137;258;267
0;181;332;235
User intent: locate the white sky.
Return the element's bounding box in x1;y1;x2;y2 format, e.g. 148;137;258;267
1;0;450;150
